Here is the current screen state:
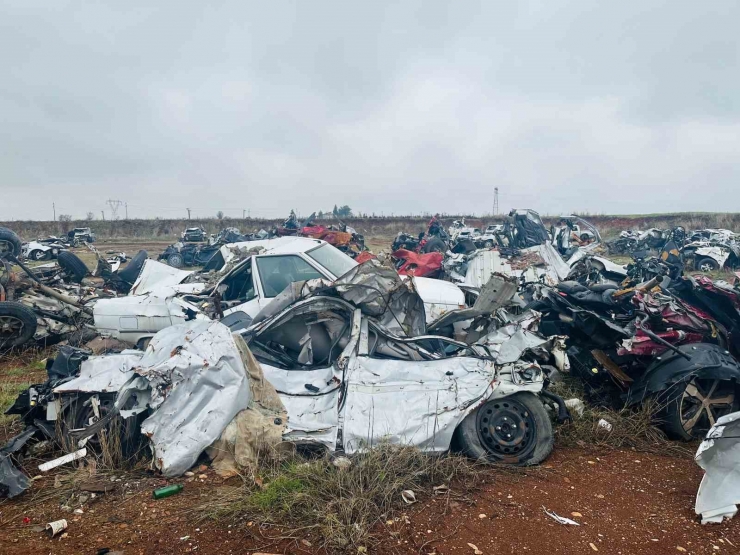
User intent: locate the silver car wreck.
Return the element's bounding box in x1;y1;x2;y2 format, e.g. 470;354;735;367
2;263;568;497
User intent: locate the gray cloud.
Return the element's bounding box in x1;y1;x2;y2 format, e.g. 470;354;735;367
1;0;739;220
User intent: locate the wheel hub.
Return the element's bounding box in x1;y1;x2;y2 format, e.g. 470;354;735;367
477;400;536;460
0;315;23;337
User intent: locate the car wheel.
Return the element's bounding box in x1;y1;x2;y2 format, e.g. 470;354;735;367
484;240;494;248
29;249;48;261
422;237;447;253
696;257;720;272
167;253;184;268
453;392;553;465
117;250;148;284
0;227;22;259
580;233;591;242
58;251;90;283
661;377;738;440
0;301;38;350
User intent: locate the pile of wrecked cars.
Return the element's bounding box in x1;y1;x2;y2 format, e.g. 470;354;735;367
4;215;740;518
2;232;571;498
0;227;145;351
607;226;740;273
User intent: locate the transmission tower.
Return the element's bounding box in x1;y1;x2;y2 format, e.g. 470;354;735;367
493;187;499;216
106;199;124;220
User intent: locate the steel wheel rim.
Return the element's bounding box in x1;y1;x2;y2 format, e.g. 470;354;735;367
700;262;714;272
679;378;735;435
476;399;537;461
0;315;25;340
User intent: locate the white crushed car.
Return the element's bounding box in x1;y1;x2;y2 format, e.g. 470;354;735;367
93;237;466;346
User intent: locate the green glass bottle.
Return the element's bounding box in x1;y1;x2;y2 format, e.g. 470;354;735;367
152;484;183;500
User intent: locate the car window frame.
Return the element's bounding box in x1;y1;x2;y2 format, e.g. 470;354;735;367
254;253;328;299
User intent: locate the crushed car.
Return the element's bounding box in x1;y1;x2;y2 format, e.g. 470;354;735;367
2;263;570;498
93;237;468;346
181;227;208;242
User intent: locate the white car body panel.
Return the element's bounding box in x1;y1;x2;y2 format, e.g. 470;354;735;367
94;238;467;344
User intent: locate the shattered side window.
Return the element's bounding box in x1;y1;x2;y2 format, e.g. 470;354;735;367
256;255;324;298
221;259;256;302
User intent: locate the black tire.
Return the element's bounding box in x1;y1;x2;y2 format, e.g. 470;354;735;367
28;249;48;261
0;227;22;259
422;237;447;253
0;301;38;349
580;233;590;242
166;252;184;268
696;257;720;272
117;250;148;284
484;240;494;248
661;377;738;440
453;392;553;466
58;251;89;283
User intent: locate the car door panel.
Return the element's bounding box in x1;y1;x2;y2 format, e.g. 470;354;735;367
341;356;495;454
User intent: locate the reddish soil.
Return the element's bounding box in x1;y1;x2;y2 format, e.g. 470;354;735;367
0;447;738;554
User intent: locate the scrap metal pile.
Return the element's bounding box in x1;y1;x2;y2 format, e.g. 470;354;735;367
3;215;740;523
607;226;740;272
157;210;369;269
2;254;569;497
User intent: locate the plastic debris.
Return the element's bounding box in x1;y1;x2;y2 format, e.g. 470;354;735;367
46;519;68;537
543;506;580;525
401;490;417;504
38;449;87;472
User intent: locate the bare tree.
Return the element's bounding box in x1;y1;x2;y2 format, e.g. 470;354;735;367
216;211;224;220
86;212;95;221
58;214;73;222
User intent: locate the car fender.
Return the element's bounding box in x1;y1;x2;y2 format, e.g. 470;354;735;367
625;343;740;406
695;246;731;268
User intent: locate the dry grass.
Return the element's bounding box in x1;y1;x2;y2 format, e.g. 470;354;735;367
199;445;483;552
550;377;692;457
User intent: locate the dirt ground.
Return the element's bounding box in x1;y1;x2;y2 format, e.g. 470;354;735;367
2;234;740;554
0;447;737;554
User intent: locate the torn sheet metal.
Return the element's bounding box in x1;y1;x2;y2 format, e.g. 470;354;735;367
427;274;517;333
479;321;548;364
695;411;740;523
54;352;144;394
342;356;495;454
116;321;250;476
463;244;569;288
130;260;195;296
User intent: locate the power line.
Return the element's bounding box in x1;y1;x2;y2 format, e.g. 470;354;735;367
106;199;124;220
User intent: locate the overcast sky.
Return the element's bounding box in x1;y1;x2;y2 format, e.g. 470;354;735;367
1;1;738;221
